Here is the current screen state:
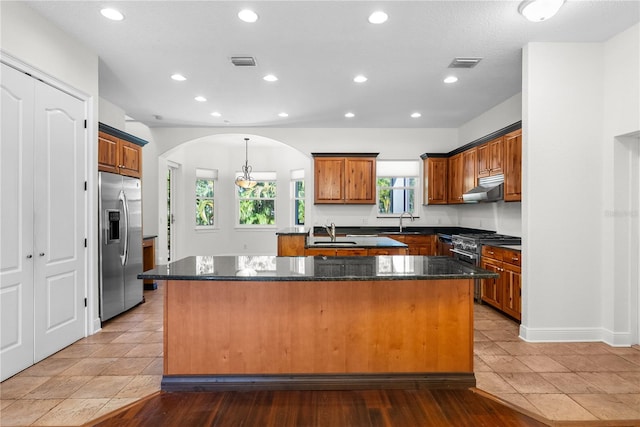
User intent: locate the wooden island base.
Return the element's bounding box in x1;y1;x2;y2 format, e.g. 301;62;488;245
162;278;475;391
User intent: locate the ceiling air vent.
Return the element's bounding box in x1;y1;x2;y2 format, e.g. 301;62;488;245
448;57;482;69
231;56;256;67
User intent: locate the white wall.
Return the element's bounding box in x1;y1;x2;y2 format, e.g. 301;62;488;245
1;2;101;333
522;38;632;344
99;98;126;130
456;94;523;236
601;23;640;345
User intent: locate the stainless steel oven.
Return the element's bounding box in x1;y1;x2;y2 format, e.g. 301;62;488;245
451;233;521;302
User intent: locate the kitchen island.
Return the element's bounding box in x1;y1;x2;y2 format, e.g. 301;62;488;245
140;255;497;392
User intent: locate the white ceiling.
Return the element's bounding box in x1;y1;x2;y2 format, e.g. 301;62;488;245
23;1;640;129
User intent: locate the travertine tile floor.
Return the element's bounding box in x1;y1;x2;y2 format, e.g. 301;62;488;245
2;281;640;426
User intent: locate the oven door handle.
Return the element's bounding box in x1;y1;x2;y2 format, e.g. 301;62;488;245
450;248;477;260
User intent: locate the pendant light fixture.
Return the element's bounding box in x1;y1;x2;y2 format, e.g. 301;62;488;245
235;138;257;189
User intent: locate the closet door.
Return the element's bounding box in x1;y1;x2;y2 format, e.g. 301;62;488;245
33;79;86;362
0;64;36;381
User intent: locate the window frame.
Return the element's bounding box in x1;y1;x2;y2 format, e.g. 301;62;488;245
194;168;217;230
235;172;278;228
376;160;420;218
291;169;305;227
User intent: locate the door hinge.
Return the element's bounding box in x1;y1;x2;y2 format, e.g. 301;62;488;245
84;238;87;248
84;119;87;129
84;181;87;191
84;298;87;307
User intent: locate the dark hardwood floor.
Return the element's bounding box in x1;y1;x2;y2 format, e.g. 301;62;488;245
88;388;550;427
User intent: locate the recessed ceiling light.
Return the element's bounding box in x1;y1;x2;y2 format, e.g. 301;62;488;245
171;74;187;81
411;112;422;118
368;11;388;24
519;0;564;22
353;75;368;83
278;112;289;118
444;76;458;84
194;96;207;102
345;112;355;118
100;8;124;21
263;74;278;82
211;112;222;117
238;9;258;23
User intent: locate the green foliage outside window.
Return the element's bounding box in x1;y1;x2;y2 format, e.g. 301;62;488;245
238;181;277;225
294;180;305;225
195;178;215;226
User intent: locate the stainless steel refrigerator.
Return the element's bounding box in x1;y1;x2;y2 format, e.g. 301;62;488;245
98;171;143;321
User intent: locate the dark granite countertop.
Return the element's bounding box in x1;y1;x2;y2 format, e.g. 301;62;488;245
312;225;493;236
275;227;309;236
306;236;407;249
138;255;498;282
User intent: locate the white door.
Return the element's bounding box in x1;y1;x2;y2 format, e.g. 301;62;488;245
0;62;87;379
33;78;86;362
0;63;36;380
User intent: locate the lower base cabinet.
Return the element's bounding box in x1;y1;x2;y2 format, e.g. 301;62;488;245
480;246;521;321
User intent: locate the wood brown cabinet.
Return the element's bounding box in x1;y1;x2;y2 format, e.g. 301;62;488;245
477;137;504;178
380;234;436;255
447;153;463;204
98;127;143;178
277;234;307;256
480;245;521;321
462;148;477;195
313;154;377;204
423;157;448;205
504;129;522;202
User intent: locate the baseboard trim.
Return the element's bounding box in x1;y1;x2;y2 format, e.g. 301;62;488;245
519;325;637;346
162;373;476;392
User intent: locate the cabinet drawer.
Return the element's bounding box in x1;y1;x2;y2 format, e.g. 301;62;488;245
481;245;504;260
503;249;521;267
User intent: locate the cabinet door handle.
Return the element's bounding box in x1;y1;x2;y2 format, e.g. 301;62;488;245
26;254;33;259
39;252;45;257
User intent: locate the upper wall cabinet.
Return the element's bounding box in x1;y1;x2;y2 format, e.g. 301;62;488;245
313;153;378;204
422;122;522;205
477;136;504;178
98;123;147;179
423;156;448;205
503;129;522;202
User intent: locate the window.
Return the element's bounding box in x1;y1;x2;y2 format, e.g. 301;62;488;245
291;169;305;226
237;172;277;226
376;160;419;216
195;168;217;228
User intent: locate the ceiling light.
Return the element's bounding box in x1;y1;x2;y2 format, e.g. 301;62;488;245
194;96;207;102
238;9;258;23
444;76;458;84
411;112;422;118
235;138;257;189
345;112;355;118
211;112;222;117
100;8;124;21
171;74;186;81
368;11;388;24
353;75;368;83
263;74;278;82
278;112;289;118
518;0;565;22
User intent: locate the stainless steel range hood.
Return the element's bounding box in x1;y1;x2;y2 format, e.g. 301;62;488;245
463;175;504;203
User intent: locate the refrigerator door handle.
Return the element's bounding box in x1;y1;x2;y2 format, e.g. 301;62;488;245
119;190;129;266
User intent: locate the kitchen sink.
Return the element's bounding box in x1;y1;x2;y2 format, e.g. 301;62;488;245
312;240;358;245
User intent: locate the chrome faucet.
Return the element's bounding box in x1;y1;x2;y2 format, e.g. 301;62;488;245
399;211;414;232
324;222;336;241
